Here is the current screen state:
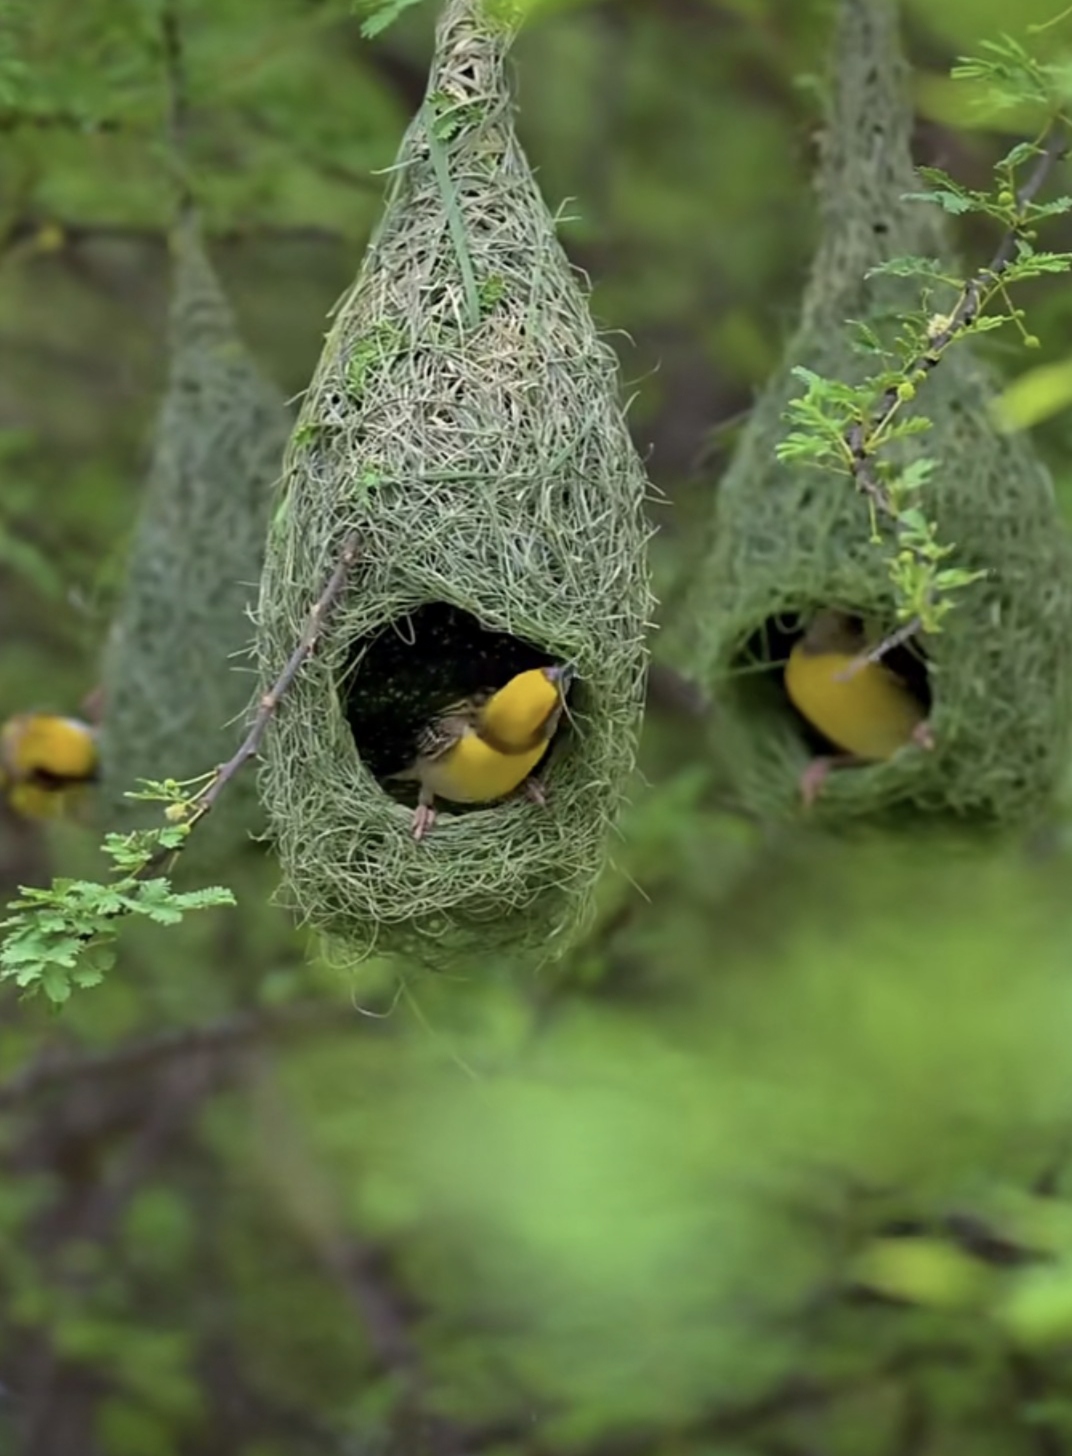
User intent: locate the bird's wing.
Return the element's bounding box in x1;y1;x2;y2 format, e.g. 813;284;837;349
415;711;475;764
386;692;493;779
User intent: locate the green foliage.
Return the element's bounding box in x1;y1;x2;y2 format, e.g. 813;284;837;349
10;1;1072;1454
950;32;1067;113
0;780;234;1004
357;0;429;39
776;49;1072;634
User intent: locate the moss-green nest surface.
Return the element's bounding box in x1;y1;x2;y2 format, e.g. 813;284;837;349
682;0;1072;825
255;0;653;968
101;212;291;859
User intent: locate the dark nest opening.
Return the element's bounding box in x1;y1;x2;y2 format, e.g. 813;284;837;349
731;609;932;760
344;601;575;800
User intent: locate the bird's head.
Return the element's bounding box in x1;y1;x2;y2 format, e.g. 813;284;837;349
480;663;574;750
798;609;867;657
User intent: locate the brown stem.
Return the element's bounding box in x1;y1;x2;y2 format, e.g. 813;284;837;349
0;108;127;134
841;614;923;677
861;118;1069;465
839;118;1068;653
187;530;360;827
0;1001;358;1111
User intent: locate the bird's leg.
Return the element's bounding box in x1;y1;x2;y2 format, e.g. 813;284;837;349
911;720;936;751
411;787;437;842
524;777;548;808
798;754;861;809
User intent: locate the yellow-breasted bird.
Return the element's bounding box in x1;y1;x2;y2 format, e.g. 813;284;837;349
394;664;573;841
784;610;933;806
0;712;99;821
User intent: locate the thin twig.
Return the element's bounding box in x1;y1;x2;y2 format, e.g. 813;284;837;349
39;530;358;910
863;119;1069;458
1;217;347;255
837;614;922;681
160;0;195;216
187;530;360;827
0;108;127;134
0;1001;358;1111
841;118;1069;663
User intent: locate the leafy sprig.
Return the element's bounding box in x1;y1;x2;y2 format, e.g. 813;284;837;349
357;0;428;41
0;781;234;1006
776;28;1072;638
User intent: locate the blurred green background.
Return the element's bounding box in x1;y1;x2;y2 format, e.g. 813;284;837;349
6;0;1072;1452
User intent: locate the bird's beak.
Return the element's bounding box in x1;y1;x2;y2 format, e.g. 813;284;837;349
545;662;576;694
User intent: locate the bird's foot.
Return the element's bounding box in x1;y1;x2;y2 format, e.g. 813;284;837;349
524;777;548;808
799;757;834;809
411;801;437;842
798;754;859;809
911;720;936;751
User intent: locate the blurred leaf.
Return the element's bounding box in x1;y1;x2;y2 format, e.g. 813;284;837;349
995;355;1072;429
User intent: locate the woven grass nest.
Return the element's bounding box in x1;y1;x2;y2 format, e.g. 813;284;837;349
255;0;653;966
682;0;1072;826
100;211;291;861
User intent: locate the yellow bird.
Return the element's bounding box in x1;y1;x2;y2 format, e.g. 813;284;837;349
395;664;573;841
784;610;933;806
0;712;99;821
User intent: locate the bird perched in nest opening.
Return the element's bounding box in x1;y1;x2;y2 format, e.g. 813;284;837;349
392;663;574;841
0;711;100;821
783;609;934;807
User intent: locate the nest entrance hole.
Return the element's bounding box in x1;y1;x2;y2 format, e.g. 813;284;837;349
344;601;569;799
731;609;932;757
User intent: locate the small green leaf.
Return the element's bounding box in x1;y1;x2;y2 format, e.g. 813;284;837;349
865;255;953;281
358;0;428;40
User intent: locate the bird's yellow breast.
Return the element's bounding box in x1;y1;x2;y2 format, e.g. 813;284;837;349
784;648;924;761
420;732;549;805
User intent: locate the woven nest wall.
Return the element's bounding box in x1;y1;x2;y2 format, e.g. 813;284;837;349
100;212;292;860
682;0;1072;825
255;0;653;968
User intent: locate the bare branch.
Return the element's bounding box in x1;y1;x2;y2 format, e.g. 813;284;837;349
866;119;1069;448
187;530;361;827
1;217;349;262
160;0;194;214
838;615;923;678
0;1001;359;1111
0;108;127;134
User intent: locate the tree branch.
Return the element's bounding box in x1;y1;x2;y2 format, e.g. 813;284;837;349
857;118;1069;477
1;216;349;262
0;108;127;134
0;1001;359;1111
842;117;1069;661
160;0;194;215
186;530;361;828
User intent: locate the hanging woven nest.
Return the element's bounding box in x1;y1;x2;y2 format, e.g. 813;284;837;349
255;0;652;967
682;0;1072;825
100;211;292;860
